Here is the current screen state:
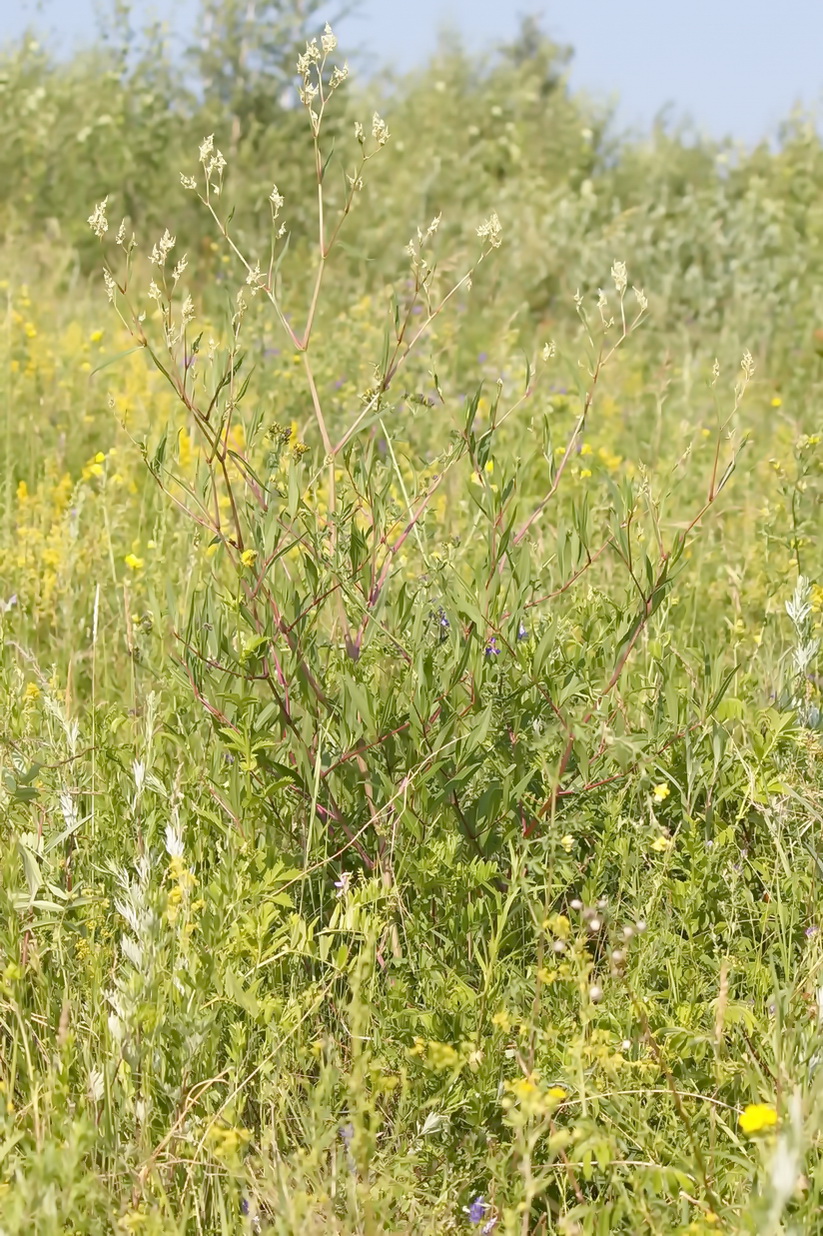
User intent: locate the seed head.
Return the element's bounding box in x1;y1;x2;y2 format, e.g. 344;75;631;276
87;197;109;238
477;211;502;249
321;22;337;54
589;984;604;1004
149;229;176;267
372;112;390;147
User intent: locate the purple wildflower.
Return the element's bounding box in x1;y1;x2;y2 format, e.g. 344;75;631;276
485;636;501;658
477;351;488;363
806;925;819;939
339;1122;354;1147
334;873;351;897
517;622;528;641
466;1196;488;1223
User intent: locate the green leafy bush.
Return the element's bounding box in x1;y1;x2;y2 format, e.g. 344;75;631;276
2;8;823;1235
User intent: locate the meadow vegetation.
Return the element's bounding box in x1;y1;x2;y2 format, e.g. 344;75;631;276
3;5;823;1232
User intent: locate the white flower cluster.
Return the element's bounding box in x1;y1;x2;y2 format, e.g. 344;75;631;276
269;184;286;238
87;197;109;238
149;228;175;267
477;211;502;248
198;134;226;185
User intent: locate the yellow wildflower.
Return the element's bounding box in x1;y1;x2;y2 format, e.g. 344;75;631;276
560;834;574;853
240;548;257;567
492;1009;513;1033
124;553;144;571
543;913;570;938
426;1040;460;1070
547;1086;567;1101
651;834;671;853
653;783;670;802
738;1103;777;1135
771;396;782;408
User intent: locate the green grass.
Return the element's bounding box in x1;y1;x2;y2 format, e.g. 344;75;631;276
2;8;823;1234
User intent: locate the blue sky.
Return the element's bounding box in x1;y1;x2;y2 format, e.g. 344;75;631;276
5;0;821;145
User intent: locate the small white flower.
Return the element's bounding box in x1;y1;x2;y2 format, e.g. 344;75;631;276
334;872;350;897
372;112;390;147
245;261;266;293
103;269;116;302
149;228;176;267
205;150;226;181
330;63;348;89
180;173;197;190
87;197;109;238
476;210;502;248
321;22;337;54
198;134;214;164
542;340;556;361
611;260;627;294
633;285;648;313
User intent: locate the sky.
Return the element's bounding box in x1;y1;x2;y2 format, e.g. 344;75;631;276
4;0;822;146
